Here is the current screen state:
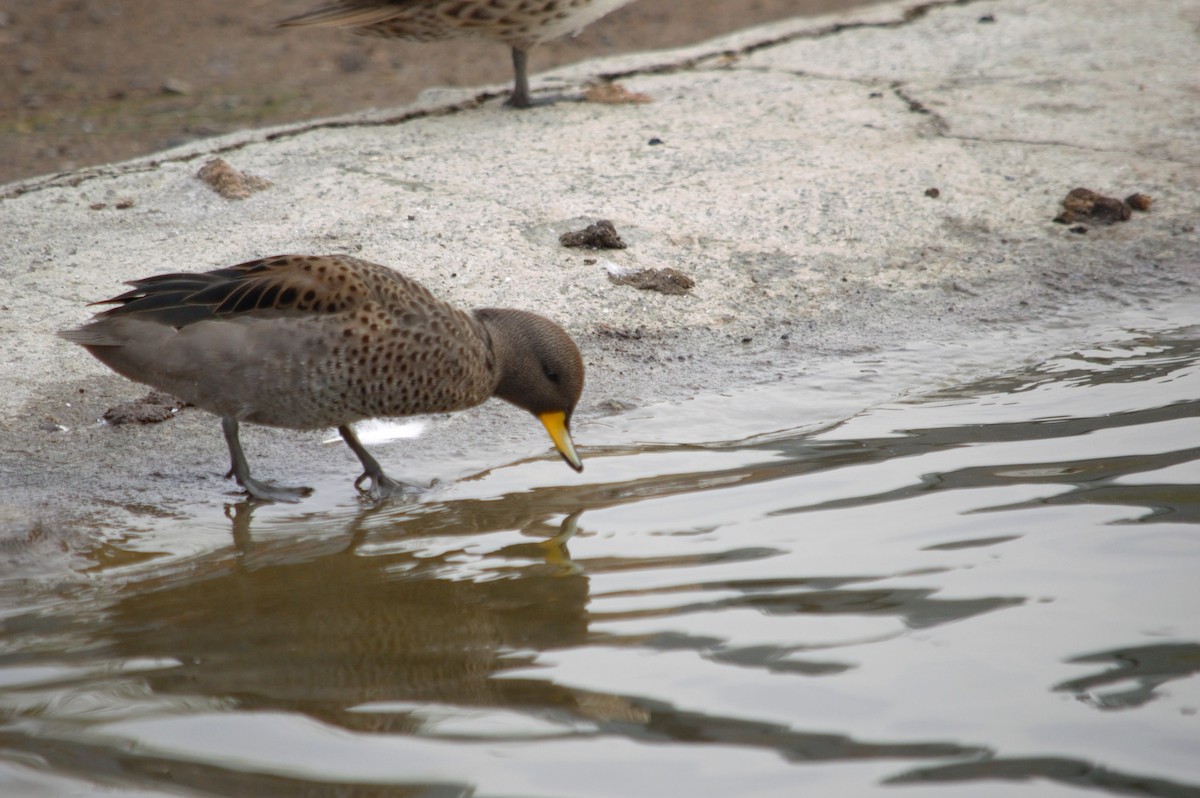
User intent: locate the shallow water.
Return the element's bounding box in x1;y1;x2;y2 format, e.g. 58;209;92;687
2;306;1200;797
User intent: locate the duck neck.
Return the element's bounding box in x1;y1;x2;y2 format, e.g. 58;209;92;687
473;309;524;404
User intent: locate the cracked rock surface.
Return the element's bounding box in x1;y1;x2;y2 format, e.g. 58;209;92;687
1;0;1197;527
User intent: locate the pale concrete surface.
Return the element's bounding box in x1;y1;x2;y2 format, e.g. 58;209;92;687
1;0;1197;531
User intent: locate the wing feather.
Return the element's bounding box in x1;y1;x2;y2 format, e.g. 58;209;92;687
278;3;413;29
83;255;371;328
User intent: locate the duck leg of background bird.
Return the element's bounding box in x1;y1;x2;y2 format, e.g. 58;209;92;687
338;424;412;497
220;416;313;503
509;47;533;108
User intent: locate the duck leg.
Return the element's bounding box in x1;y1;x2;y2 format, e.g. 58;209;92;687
221;416;313;503
338;424;414;499
509;47;533;108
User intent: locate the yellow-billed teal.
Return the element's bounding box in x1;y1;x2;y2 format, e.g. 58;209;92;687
60;254;584;502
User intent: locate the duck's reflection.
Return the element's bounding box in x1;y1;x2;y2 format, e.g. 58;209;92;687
112;508;590;734
93;502;980;767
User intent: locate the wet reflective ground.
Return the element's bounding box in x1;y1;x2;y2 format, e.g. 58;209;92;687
2;313;1199;797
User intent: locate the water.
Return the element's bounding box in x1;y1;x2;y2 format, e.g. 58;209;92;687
2;307;1199;797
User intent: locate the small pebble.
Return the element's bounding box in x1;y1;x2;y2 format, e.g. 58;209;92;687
1125;193;1152;212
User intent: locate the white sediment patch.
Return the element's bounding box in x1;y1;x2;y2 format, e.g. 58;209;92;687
323;419;428;445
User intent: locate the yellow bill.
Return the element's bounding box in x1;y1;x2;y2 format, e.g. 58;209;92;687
539;411;583;472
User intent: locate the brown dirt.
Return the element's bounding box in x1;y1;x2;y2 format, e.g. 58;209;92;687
607;266;696;295
560;219;627;250
0;0;878;185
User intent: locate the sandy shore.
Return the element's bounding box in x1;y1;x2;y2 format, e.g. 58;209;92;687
1;0;1197;539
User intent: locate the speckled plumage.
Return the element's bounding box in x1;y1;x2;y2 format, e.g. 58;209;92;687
279;0;638;107
60;254;585;502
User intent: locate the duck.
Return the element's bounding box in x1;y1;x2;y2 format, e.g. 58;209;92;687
59;254;584;502
278;0;638;108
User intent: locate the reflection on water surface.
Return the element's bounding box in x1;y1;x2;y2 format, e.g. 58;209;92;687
2;323;1199;797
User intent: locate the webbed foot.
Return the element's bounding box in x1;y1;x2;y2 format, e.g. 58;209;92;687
237;475;314;504
353;470;421;500
221;416;313;504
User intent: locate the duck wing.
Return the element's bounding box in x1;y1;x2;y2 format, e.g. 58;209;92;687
83;254;391;329
277;2;415;29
